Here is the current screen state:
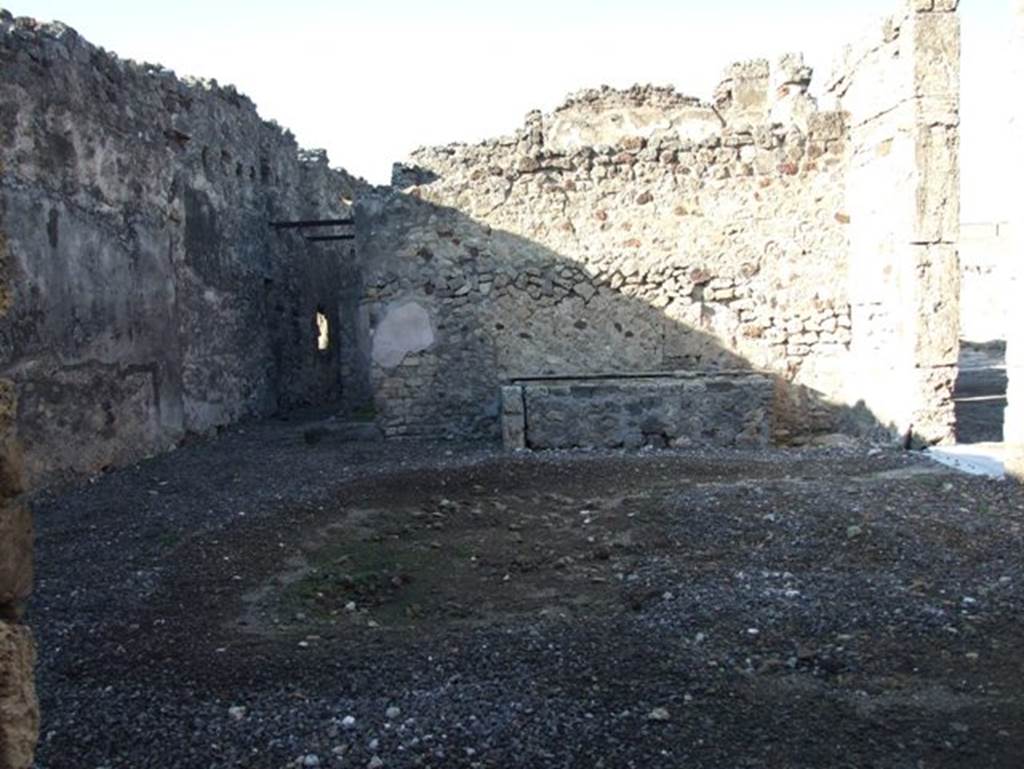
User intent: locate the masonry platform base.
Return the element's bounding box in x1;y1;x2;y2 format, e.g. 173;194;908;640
501;371;774;451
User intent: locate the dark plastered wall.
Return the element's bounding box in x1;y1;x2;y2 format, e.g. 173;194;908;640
0;13;364;488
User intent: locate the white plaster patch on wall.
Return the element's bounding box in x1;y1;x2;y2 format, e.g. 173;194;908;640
544;105;721;153
371;300;435;368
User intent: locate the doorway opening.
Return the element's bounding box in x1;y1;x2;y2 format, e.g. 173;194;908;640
316;309;330;352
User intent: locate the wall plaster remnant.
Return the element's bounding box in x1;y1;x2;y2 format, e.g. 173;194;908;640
371;302;435;369
0;131;36;769
0;364;35;769
0;12;369;488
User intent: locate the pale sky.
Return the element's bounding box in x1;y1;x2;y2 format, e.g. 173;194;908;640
6;0;1013;221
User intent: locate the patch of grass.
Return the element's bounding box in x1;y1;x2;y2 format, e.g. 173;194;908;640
280;539;438;622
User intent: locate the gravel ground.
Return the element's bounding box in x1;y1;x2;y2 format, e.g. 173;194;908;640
27;415;1024;769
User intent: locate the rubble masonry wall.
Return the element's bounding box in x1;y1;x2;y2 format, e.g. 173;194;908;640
357;0;960;445
358;76;860;443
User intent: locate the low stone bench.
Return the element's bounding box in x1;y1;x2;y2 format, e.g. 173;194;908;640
501;371;774;450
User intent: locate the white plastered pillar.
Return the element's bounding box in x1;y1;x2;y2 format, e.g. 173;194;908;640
1005;0;1024;476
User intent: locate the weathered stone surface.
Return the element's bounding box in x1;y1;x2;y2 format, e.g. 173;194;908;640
769;53;818;131
1006;448;1024;480
359;64;855;442
715;59;771;125
0;77;36;762
542;85;721;152
0;437;23;502
514;373;774;450
912;8;961;104
0;15;365;488
500;386;526;450
915;0;959;11
0;503;31;610
0;4;965;466
909;365;957;444
832;0;960;444
0;621;37;769
914;125;960;244
827;19;910;126
912;244;960;366
371;302;435;368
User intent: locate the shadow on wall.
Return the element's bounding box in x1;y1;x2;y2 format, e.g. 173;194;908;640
0;15;366;489
353;188;890;448
0;182;356;488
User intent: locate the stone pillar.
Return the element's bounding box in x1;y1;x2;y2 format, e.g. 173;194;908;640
769;53;818;131
713;60;771;126
500;385;527;450
1005;0;1024;477
832;0;960;445
0;236;37;766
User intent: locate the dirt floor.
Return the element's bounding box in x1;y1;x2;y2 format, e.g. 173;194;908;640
28;416;1024;768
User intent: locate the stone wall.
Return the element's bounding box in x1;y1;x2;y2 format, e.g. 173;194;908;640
501;372;775;451
358;1;961;447
0;13;364;487
0;243;35;768
826;0;961;445
0;4;963;471
358;70;857;442
0;431;34;769
959;222;1012;344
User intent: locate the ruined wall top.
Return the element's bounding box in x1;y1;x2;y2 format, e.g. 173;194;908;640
714;54;818;131
0;9;363;201
554;84;706;113
825;0;959;109
395;52;838;189
539;84;719;152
